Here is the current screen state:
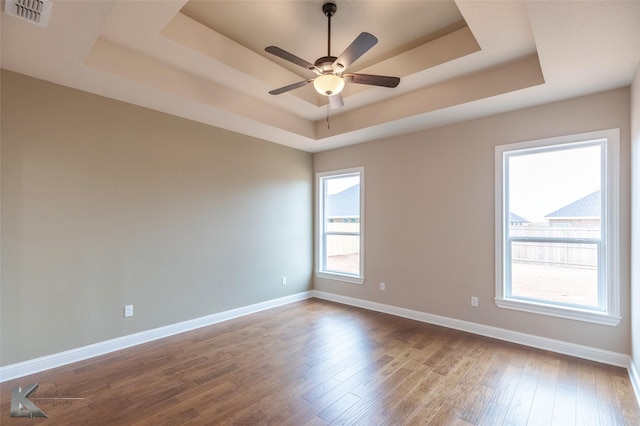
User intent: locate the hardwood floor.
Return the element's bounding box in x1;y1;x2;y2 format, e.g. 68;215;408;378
1;298;639;425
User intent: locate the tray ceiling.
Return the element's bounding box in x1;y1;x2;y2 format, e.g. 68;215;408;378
2;1;639;152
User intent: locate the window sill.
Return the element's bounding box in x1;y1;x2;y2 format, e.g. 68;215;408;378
495;298;620;326
315;271;364;285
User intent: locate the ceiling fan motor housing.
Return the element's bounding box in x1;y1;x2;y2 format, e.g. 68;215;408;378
314;56;338;72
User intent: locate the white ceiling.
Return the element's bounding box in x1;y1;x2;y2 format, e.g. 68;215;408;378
2;1;639;153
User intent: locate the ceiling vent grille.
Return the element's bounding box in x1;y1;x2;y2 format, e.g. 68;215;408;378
4;0;52;27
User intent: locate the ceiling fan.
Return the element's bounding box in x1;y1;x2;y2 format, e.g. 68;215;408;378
265;2;400;109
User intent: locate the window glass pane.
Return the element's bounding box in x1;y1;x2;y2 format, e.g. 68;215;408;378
319;172;361;278
325;234;360;275
510;241;599;307
506;143;602;308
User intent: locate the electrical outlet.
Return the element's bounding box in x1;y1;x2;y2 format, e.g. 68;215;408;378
471;297;479;307
282;277;287;285
380;282;385;291
124;305;134;317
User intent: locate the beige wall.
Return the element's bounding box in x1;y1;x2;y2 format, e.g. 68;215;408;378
0;70;313;365
315;88;632;354
1;68;634;367
631;64;640;370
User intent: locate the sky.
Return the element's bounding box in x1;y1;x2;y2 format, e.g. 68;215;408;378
507;144;601;222
326;175;359;195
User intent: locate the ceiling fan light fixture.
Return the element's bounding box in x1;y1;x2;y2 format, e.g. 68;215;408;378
313;73;345;96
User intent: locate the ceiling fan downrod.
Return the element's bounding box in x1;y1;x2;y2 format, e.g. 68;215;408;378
323;3;337;56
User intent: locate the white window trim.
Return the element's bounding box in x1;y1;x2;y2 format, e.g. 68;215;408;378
316;167;365;285
495;129;620;326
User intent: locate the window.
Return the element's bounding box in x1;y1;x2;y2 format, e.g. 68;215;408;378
495;129;620;325
316;167;364;284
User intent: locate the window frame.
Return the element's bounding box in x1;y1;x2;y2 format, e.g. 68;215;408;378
316;167;365;284
495;129;620;326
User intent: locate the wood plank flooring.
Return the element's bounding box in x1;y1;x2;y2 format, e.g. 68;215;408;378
1;298;639;425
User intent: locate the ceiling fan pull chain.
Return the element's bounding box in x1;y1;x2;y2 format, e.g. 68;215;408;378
327;104;330;130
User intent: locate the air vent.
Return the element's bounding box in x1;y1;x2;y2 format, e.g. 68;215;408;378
4;0;52;27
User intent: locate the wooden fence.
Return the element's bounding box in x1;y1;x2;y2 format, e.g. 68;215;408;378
326;222;359;256
326;224;599;269
510;227;599;269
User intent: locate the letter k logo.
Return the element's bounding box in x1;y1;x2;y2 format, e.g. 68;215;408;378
10;383;48;418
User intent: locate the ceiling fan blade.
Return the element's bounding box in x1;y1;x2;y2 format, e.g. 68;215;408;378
328;93;344;109
268;79;314;95
332;32;378;72
265;46;319;73
344;73;400;88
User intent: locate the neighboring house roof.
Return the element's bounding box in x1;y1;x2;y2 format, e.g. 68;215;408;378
327;184;359;217
545;190;601;219
509;212;529;223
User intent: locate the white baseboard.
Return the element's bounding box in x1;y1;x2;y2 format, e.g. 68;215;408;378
312;290;631;368
0;291;313;383
630;360;640;404
2;287;636;405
